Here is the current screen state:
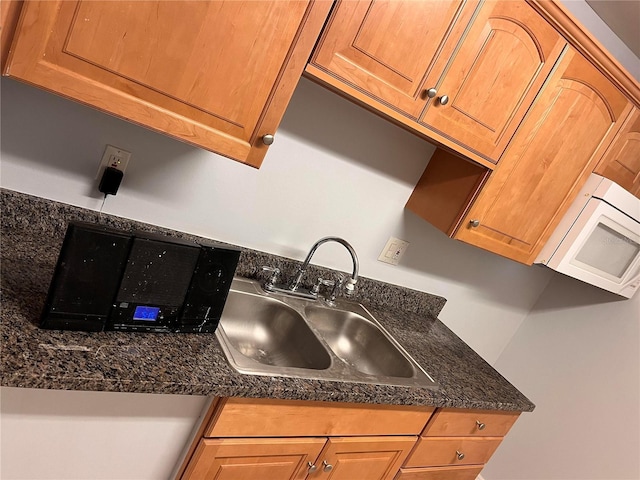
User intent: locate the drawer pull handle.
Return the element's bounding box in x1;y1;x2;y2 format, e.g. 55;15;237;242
308;462;317;473
456;450;465;461
476;420;486;430
323;460;333;472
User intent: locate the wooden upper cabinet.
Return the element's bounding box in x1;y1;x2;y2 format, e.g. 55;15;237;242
4;0;332;168
594;107;640;198
455;46;631;264
306;0;566;166
419;0;565;163
308;0;479;119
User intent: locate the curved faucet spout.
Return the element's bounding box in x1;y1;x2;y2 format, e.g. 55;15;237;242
290;237;359;292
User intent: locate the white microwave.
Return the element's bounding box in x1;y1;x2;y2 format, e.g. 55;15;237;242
536;174;640;298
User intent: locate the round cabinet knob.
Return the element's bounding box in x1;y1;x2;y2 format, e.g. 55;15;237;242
439;95;450;105
262;134;275;145
469;219;480;228
426;87;438;98
456;450;465;461
307;462;317;473
323;460;333;472
476;420;486;430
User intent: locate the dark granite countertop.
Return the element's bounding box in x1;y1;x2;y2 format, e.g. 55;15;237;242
1;189;534;412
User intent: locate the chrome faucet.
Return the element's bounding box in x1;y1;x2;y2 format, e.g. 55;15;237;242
262;237;359;300
290;237;358;295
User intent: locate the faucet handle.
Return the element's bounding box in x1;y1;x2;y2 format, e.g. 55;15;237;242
324;274;347;307
344;277;357;298
311;277;334;296
261;266;280;291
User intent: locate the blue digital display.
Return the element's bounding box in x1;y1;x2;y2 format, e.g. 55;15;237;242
133;306;160;321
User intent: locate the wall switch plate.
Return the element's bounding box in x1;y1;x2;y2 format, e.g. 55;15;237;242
95;145;131;179
378;237;409;266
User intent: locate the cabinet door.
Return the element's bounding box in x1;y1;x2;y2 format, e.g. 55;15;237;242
308;436;417;480
308;0;479;118
182;437;325;480
420;0;565;163
594;107;640;198
4;0;331;167
455;47;630;264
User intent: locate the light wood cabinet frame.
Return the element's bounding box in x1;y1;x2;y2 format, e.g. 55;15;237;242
178;398;522;480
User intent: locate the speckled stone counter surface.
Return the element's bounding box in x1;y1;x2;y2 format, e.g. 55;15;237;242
1;189;535;412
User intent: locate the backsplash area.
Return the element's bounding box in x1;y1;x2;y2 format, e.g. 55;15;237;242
1;188;446;320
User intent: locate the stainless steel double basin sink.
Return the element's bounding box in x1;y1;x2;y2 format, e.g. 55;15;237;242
215;278;437;388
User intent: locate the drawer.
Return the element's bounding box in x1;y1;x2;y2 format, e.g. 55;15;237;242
206;397;435;437
422;408;519;437
404;437;503;467
396;465;483;480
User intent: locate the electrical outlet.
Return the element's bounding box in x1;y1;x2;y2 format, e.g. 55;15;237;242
378;237;410;266
95;145;131;179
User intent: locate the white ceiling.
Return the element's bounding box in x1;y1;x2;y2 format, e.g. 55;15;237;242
586;0;640;58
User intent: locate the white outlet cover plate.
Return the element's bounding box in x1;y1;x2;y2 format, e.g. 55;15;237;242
378;237;410;265
95;145;131;179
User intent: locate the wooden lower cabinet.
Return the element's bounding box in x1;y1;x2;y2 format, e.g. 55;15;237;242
182;437;326;480
178;398;521;480
398;407;520;480
310;437;417;480
183;435;416;480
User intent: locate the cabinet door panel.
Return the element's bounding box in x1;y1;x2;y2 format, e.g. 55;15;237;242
310;0;478;118
456;47;630;264
182;437;325;480
595;107;640;197
421;0;565;163
309;436;417;480
5;0;331;167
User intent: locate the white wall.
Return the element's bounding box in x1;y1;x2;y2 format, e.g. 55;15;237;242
0;387;208;480
0;76;552;364
482;274;640;480
1;72;553;480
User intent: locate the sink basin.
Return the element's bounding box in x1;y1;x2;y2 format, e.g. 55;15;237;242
216;278;437;388
218;290;331;371
304;306;414;378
